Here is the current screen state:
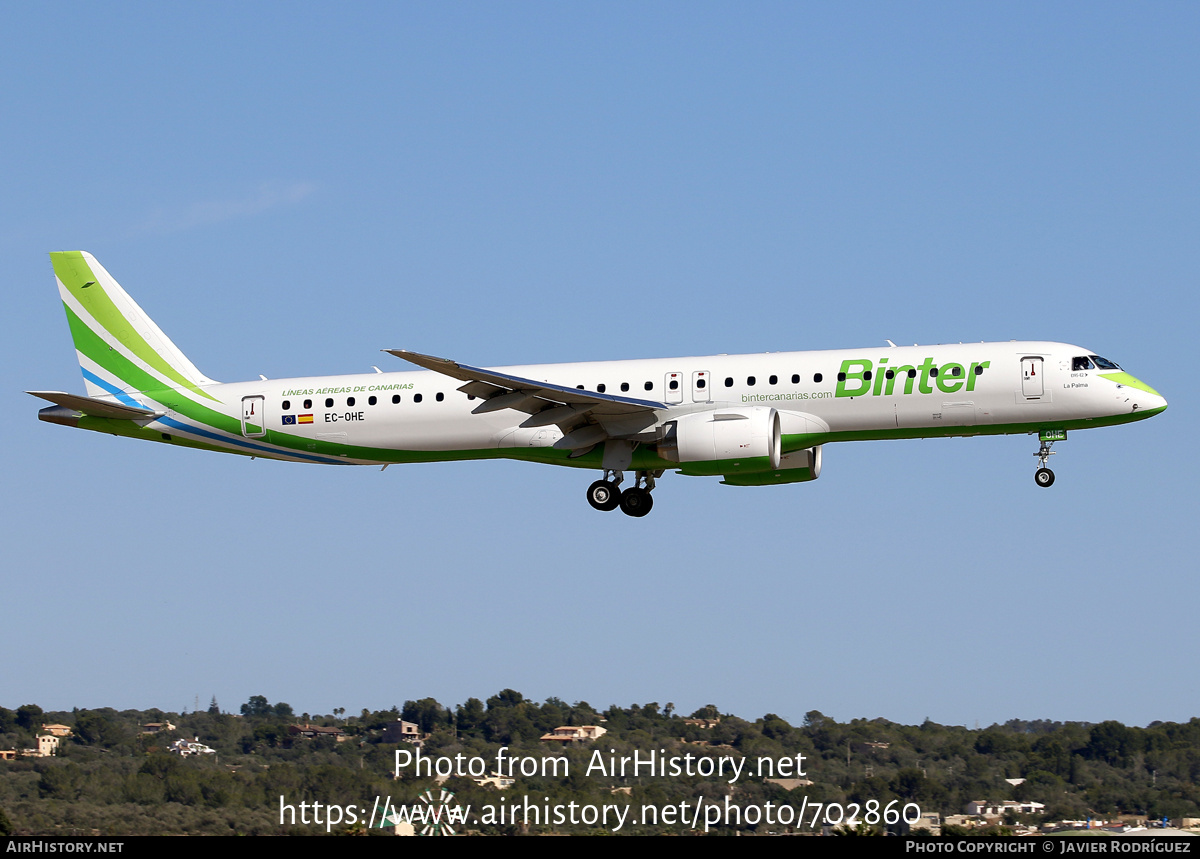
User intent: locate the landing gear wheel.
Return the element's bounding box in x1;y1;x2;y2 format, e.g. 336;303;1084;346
619;487;654;518
1035;467;1055;488
586;480;622;511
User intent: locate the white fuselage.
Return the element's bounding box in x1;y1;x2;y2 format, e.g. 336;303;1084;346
190;341;1161;465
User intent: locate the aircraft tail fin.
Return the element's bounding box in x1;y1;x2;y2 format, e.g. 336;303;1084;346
50;251;219;400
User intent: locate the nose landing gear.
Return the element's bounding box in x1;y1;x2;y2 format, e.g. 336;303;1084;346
1033;437;1057;488
586;470;661;516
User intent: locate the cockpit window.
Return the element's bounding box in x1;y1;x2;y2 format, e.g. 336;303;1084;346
1072;356;1094;370
1090;355;1121;370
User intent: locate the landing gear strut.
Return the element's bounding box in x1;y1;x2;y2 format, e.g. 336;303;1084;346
586;469;661;517
1034;438;1056;488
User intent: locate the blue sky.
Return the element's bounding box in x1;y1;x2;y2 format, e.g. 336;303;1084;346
2;3;1196;728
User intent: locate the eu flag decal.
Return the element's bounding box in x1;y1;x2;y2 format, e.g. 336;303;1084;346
282;415;297;425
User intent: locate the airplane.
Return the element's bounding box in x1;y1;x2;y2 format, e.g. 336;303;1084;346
30;252;1167;517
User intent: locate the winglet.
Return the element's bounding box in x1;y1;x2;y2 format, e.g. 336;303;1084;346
385;349;470;379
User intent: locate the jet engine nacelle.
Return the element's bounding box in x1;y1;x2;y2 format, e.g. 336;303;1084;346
658;407;782;470
720;445;823;486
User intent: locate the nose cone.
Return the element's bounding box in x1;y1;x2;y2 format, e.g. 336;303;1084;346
1099;371;1167;417
1143;390;1168;416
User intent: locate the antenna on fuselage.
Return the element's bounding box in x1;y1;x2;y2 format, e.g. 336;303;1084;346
885;340;897;348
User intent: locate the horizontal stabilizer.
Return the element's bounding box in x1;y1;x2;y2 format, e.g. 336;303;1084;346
26;391;161;420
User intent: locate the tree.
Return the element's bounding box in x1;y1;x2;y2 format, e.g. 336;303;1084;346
487;689;525;710
74;709;121;746
457;698;485;736
38;763;82;799
208;696;220;715
15;704;43;732
1086;721;1140;767
761;714;795;742
1030;736;1071;778
240;695;272;717
402;698;447;734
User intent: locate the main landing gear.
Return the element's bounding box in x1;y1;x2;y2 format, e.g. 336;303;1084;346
1034;438;1056;488
585;478;622;511
586;470;661;517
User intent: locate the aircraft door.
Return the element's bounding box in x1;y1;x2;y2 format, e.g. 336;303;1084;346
1021;357;1044;399
241;395;266;438
692;371;710;403
665;372;683;404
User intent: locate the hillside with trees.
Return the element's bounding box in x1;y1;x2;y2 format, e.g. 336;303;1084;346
1;694;1197;835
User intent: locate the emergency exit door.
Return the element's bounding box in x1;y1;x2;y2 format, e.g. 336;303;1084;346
241;396;266;438
1021;357;1043;399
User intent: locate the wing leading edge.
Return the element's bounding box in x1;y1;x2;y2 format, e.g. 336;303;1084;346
385;349;666;451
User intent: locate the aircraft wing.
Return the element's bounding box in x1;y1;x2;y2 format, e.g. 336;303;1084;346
26;391;162;420
385;350;665;450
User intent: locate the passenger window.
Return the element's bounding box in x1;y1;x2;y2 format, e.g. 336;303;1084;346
597;384;606;393
392;395;401;404
908;369;916;378
769;375;778;385
414;394;423;403
669;380;679;390
951;366;961;376
347;397;355;407
324;398;333;408
436;392;444;402
813;373;823;383
725;377;733;387
368;396;377;406
282;400;291;411
837;373;846;382
885;370;894;379
791;374;800;384
863;371;872;381
697;378;706;389
974;365;984;375
930;368;939;378
621;382;630;392
747;376;756;386
644;381;653;391
304;399;313;409
576;385;584;389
